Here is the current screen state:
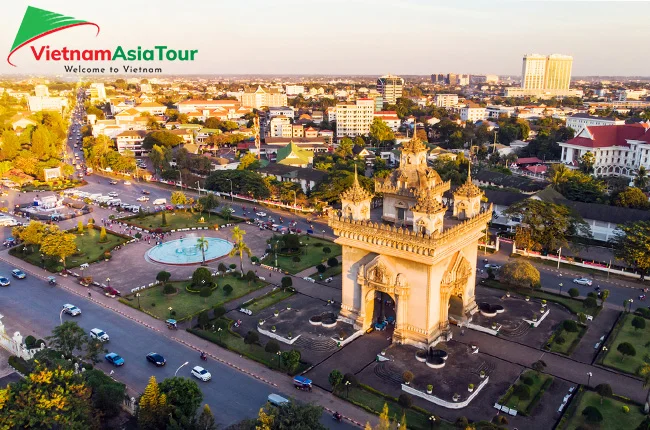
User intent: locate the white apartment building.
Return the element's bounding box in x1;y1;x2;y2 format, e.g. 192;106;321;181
376;74;404;105
176;99;240;114
241;86;287;109
326;106;337;123
486;105;515;119
374;111;401;132
116;130;148;156
559;122;650;178
335;98;375;138
566;113;625;134
34;84;49;97
460;103;487;122
617;89;648;101
285;85;305;96
89;83;107;101
268;106;295;119
434;94;459;108
134;102;167;115
27;96;68;112
269;116;293;138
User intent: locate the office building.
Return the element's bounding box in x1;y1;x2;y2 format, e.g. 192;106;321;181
285;85;305;96
241;86;288;109
269;116;293;138
434;94;459;108
376;74;404;105
27;96;68;113
506;54;579;98
335;98;375;138
460;102;487;122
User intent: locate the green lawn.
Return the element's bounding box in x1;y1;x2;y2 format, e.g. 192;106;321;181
339;385;454;430
189;318;309;375
121;274;265;320
309;265;342;280
123;211;231;232
548;322;587;355
482;279;599;316
561;390;645;430
499;370;553;415
262;236;341;274
10;226;128;271
602;313;650;375
244;289;295;315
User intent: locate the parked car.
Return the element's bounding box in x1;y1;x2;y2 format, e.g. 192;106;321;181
484;264;501;270
11;269;26;279
108;191;119;197
573;278;593;286
105;352;124;366
137;196;150;202
146;352;166;366
62;304;81;316
0;276;10;287
191;366;212;381
104;286;121;296
90;328;109;342
141;190;150;195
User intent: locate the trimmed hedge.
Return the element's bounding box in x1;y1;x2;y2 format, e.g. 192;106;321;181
524;377;553;416
8;355;29;375
185;283;218;294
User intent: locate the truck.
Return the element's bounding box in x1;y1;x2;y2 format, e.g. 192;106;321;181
152;198;167;206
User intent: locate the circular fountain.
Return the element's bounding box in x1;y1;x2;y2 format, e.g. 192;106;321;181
146;237;233;265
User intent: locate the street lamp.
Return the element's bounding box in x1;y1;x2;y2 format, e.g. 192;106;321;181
226;178;233;202
196;181;201;196
429;415;437;430
629;299;634;313
168;307;173;318
106;278;111;288
276;351;282;368
176;169;183;188
289;190;297;207
345;380;351;398
559;283;563;296
322;229;325;239
59;308;65;325
587;371;592;386
175;361;189;376
136;293;141;309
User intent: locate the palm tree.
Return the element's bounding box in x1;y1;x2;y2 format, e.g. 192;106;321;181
229;240;251;276
549;163;571;190
196;235;209;266
634;166;648;191
231;226;245;243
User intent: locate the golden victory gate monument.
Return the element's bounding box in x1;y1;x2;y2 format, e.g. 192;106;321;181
329;135;492;348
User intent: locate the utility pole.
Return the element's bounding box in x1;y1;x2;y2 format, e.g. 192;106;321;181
253;116;261;160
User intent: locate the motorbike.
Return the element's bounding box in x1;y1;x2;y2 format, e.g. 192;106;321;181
200;352;207;361
47;276;57;286
166;319;178;330
333;412;342;422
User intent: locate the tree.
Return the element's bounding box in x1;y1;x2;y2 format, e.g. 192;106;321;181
244;331;259;349
613;187;650;209
632;316;647;331
47;321;87;357
600;289;610;306
335;137;354;157
245;270;257;286
198;194;219;218
171;191;188;207
159;376;203;423
369;117;395;146
580;151;596;173
84;338;107;364
0;363;96;429
506;199;591;251
198;311;210;329
582;405;603;423
156;271;171;285
142;130;183;149
612;221;650;281
595;383;612;404
14;221;47;252
238;152;260;170
265;339;280;355
99;226;107;243
213;305;226;319
635;166;648;190
617;342;637;361
398;393;413;410
192;267;213;288
138;376;169;430
223;284;233;295
532;359;547;373
197;404;217;430
563;320;579;332
84;369;126;420
280;349;301;372
583;297;598;309
161;210;168;226
329;369;344;391
200;286;212;303
256;401;326;430
281;276;293;289
196;235;209;266
327;257;339;267
77;220;84;234
39;230;78;269
229;227;251;274
499;260;540;289
377;403;392;430
568;287;580;298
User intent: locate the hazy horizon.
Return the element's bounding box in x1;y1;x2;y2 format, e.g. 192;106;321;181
2;0;649;77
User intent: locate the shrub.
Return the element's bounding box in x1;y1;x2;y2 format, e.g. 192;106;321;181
522;375;535;386
555;335;566;345
218;263;227;273
197;311;209;329
583;297;598;309
402;370;414;384
99;227;107;243
327;257;339;267
212;305;226;319
223;284;233;295
163;283;176;295
513;384;531;400
632;316;646;331
316;264;327;273
292;256;301;263
563;320;579;332
322;247;331;254
455;417;469;428
229;264;237;270
24;335;36;349
8;356;29;374
281;276;293;289
617;342;637;360
191;267;213;288
636;308;650;319
200;286;212;300
264;340;280;354
493;415;508;425
35;339;46;348
622;405;630;413
568;288;580;298
582;405;603;423
398;393;413;409
343;373;358;387
244;331;259;346
251;256;259;263
156;271;171;284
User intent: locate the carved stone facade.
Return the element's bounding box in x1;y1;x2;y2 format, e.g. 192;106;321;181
332;135;491;348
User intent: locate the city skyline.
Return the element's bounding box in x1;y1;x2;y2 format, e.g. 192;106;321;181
1;0;649;76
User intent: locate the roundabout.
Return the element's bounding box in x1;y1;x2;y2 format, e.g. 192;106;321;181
146;237;233;265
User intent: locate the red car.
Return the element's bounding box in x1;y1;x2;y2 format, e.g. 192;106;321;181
104;286;121;296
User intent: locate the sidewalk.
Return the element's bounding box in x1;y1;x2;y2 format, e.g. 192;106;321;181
571;307;620;364
0;251;375;428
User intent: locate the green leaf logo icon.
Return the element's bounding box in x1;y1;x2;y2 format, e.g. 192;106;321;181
8;6;100;66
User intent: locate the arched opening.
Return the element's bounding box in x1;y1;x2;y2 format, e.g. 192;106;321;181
448;294;464;321
364;289;396;333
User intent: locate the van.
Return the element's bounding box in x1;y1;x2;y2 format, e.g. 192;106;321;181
107;199;121;206
152;198;167;205
267;394;289;407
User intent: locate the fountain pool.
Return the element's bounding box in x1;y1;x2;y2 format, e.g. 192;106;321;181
146;237;233;265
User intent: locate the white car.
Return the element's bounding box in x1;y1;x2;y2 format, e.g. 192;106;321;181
484;263;501;270
62;304;81;316
255;211;267;217
108;192;119;197
191;366;211;381
123;181;132;185
137;196;150;202
573;278;593;286
89;328;109;342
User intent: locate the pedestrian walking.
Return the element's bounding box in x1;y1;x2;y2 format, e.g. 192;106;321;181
88;291;91;298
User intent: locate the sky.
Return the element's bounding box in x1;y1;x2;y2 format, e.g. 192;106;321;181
1;0;649;77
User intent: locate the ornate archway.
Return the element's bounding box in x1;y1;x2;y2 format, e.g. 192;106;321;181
439;252;473;331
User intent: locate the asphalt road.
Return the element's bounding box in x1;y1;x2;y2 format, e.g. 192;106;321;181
0;260;353;429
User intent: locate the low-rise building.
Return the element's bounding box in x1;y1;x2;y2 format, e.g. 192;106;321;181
566;113;625;134
434;94;459;108
269;116;293;138
116;130;148;156
460;102;487;122
374;111;401;132
27;96;68;112
258;163;327;193
134;101;167;115
275;141;314;168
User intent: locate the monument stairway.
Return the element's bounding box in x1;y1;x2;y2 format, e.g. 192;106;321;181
373;361;405;385
474;360;496;376
500;321;530;338
294;336;337;352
